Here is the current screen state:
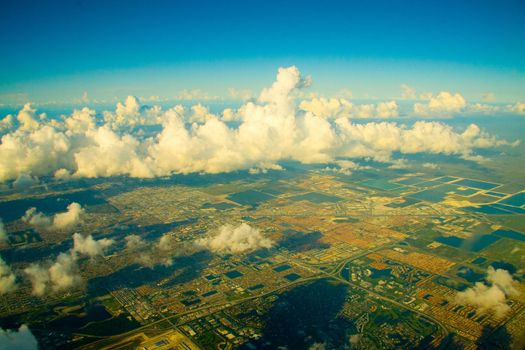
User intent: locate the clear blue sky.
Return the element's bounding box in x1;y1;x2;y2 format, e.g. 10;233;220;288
1;0;524;105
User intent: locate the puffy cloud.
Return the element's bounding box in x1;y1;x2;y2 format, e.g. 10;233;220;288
413;91;466;116
510;102;525;115
299;97;398;119
125;234;147;250
375;101;399;118
127;233;180;267
0;324;38;350
23;264;49;296
156;233;176;252
16;104;41;131
486;266;519;296
22;203;84;232
72;233;113;257
64;107;96;133
47;252;80;292
22;208;52;231
335;119;507;162
0;256;17;294
197;223;273;254
73;126;152;178
455;267;519;318
0;218;7;242
24;233;111;296
299;97;353;119
0;114;15;134
0;67;517;183
25;252;80;296
53;203;84;231
0;124;71;182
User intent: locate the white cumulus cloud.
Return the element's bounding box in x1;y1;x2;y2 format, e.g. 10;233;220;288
197;223;273;254
413;91;467;117
24;252;80;296
455;267;519;318
22;202;84;232
72;233;114;257
0;256;17;294
0;66;518;183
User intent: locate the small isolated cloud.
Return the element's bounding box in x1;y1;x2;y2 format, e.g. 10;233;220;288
125;233;178;267
25;252;80;296
197;223;273;254
25;233;112;296
422;162;439;169
0;256;17;294
455;267;519;318
0;218;7;242
125;234;147;250
53;203;84;231
414;91;466;117
72;233;114;257
400;84;417;100
0;324;38;350
22;208;52;231
22;203;84;232
156;233;176;252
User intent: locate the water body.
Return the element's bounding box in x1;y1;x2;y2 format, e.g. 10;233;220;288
492;229;525;242
464;205;514;215
436;234;501;252
499;192;525;207
227;189;273;206
201;202;237;210
453;179;500;190
360;179;403;191
48;304;111;333
457;267;485;283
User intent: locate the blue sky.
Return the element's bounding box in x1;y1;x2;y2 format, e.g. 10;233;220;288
1;0;524;105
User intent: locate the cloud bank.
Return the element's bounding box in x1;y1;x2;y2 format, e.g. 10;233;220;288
0;66;518;183
455;267;519;318
197;223;273;254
